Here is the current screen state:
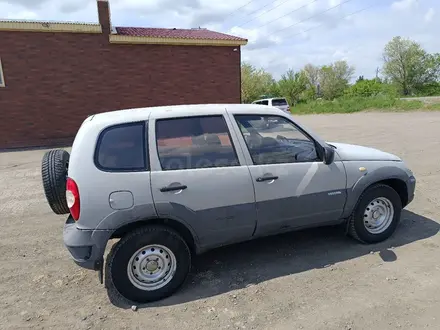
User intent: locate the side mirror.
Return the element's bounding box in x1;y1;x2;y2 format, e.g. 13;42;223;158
323;145;335;165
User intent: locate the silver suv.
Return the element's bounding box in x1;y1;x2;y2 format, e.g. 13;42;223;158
41;104;416;304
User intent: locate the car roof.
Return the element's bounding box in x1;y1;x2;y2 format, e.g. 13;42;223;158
87;103;285;126
253;97;287;102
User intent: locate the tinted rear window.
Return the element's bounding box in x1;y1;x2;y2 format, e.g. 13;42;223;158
272;98;288;106
95;122;147;171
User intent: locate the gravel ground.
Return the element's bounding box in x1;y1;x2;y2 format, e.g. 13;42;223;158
400;96;440;104
0;111;439;330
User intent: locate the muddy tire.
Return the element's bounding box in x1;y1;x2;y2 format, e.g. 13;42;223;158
41;149;70;215
108;225;191;303
348;184;402;244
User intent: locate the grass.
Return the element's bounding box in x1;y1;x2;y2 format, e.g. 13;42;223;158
290;96;440;114
425;102;440;110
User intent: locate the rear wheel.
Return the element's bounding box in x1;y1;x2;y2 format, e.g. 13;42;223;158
41;149;70;215
348;184;402;244
108;226;191;303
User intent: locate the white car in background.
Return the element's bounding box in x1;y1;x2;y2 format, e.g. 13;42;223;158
252;97;291;113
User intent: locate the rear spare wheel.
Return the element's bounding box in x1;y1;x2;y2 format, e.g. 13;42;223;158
41;149;70;215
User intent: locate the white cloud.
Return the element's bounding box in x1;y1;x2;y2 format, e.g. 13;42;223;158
391;0;418;11
0;0;439;80
5;10;38;20
424;8;435;22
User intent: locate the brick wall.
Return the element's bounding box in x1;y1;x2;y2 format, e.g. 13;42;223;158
0;20;241;149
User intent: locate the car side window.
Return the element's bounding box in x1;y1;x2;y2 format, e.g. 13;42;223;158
95;122;148;171
156;115;239;170
261;100;269;105
234;115;319;165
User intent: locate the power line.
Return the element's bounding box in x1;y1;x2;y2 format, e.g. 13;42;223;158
238;0;284;24
262;3;379;67
237;0;316;28
278;2;376;47
223;0;258;20
263;0;354;39
247;0;322;31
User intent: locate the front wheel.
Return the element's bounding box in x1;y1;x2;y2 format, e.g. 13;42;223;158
348;184;402;244
108;226;191;303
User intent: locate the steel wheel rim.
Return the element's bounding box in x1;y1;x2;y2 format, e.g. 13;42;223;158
127;244;177;291
363;197;394;234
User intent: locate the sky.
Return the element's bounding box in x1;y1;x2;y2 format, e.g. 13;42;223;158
0;0;439;80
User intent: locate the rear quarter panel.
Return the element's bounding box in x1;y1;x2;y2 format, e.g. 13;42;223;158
68;118;157;231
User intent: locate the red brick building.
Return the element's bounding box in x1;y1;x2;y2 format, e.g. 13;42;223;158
0;0;247;149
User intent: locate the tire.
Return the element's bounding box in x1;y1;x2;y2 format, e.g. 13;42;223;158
41;149;70;215
108;226;191;303
348;184;402;244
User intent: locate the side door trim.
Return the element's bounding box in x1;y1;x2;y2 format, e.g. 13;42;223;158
224;109;254;166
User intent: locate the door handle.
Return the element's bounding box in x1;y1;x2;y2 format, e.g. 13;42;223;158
160;185;188;192
256;176;279;182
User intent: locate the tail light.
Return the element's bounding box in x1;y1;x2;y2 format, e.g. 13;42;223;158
66;177;80;221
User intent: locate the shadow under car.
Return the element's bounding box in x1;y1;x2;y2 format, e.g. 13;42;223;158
105;210;439;309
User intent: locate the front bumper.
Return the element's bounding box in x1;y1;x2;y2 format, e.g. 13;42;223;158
406;175;416;206
63;216;112;271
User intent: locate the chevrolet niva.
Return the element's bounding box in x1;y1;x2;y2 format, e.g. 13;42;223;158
41;104;416;303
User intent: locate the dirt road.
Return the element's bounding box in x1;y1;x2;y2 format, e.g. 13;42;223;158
1;111;439;330
400;96;440;104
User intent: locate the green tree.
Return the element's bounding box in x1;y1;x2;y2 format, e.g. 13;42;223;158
241;62;276;103
345;78;384;97
302;63;320;100
318;60;355;100
382;36;440;95
277;69;308;105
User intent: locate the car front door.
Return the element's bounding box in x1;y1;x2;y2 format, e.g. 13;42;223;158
230;113;347;236
148;111;257;250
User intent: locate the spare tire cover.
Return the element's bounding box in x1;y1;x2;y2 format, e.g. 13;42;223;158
41;149;70;215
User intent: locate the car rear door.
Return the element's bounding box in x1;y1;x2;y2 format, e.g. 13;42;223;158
228;112;347;236
148;109;257;250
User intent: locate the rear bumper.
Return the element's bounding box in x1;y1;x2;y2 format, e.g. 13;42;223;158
406;175;416;206
63;216;112;271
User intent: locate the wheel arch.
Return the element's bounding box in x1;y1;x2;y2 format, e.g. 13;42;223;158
343;171;409;220
110;217;199;255
353;177;409;210
376;178;408;207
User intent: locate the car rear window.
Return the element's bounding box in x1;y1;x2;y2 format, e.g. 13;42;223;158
155;115;239;170
272;98;288;106
95;122;148;171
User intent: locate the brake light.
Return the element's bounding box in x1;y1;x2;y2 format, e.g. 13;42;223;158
66;178;80;221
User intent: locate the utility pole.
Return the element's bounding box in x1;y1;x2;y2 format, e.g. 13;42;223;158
375;67;380;79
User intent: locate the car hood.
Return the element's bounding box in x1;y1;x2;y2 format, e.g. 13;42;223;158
328;142;401;162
